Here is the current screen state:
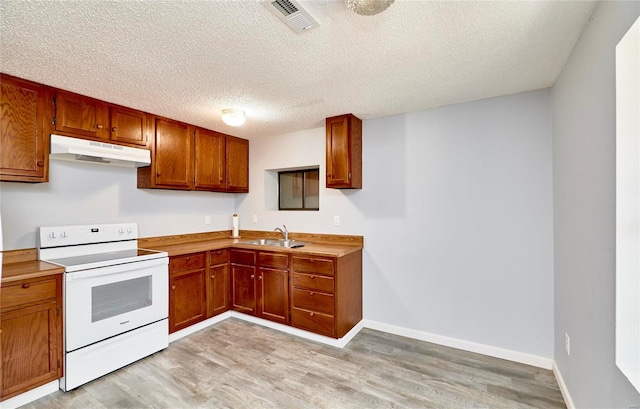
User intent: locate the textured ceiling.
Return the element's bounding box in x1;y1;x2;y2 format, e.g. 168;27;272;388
0;0;597;139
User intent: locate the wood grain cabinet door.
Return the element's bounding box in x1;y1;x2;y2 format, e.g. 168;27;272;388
169;269;206;333
225;136;249;193
231;264;256;314
153;117;194;190
0;74;48;182
257;267;289;325
109;106;148;147
207;263;230;317
194;128;226;191
54;90;108;140
326;114;362;189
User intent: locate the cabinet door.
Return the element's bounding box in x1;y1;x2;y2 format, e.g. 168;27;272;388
225;136;249;193
154;117;194;190
258;268;289;325
207;263;230;318
231;264;256;314
1;301;60;400
194;128;226;191
169;270;206;333
326;115;350;187
54;90;108;140
0;75;48;182
109;105;148;147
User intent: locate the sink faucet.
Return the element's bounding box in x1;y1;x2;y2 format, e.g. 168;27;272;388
274;225;288;240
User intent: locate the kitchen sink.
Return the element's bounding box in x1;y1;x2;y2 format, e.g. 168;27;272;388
240;239;306;248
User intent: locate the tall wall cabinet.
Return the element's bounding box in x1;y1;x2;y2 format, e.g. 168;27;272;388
326;113;362;189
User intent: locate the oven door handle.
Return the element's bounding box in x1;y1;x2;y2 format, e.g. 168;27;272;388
65;257;168;281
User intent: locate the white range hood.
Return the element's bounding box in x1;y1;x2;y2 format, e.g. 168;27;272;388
50;134;151;168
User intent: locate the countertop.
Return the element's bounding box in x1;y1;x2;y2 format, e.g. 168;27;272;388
1;260;64;285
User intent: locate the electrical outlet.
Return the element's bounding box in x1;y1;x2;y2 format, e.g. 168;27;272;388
205;215;211;225
252;214;258;224
333;215;340;226
565;333;570;356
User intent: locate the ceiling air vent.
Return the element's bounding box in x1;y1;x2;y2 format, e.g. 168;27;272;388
263;0;319;34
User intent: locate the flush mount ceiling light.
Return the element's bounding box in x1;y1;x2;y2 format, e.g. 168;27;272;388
345;0;394;16
221;109;246;126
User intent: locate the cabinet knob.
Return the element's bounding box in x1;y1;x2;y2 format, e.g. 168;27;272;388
111;126;117;132
259;275;262;280
310;275;315;279
171;285;176;290
211;274;215;279
216;251;221;255
310;292;314;296
37;160;44;167
97;124;104;129
186;257;190;261
250;275;255;279
22;283;30;289
309;312;315;317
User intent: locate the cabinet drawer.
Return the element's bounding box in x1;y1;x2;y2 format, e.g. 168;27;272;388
258;252;288;270
291;272;334;293
292;288;334;315
1;278;57;310
209;249;229;265
291;307;334;337
231;249;256;266
170;253;206;272
292;256;334;276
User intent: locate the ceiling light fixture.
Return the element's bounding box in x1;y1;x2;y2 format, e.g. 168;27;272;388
345;0;394;16
221;109;246;127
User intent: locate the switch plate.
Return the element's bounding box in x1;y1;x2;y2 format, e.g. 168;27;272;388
252;214;258;224
565;333;570;356
205;215;211;225
333;215;340;226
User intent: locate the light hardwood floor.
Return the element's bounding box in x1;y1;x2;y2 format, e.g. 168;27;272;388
23;319;565;408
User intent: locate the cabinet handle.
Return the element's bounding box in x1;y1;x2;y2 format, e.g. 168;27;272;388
171;285;176;290
310;292;315;296
251;275;255;279
310;275;315;279
309;312;315;317
211;274;215;279
97;124;104;129
259;275;262;280
111;126;117;132
186;257;190;261
22;283;30;289
37;161;44;167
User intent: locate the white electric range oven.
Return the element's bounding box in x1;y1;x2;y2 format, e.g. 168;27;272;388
38;223;168;391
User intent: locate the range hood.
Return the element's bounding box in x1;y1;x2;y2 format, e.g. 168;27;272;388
50;135;151;168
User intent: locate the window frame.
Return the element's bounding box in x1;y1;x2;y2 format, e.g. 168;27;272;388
278;168;320;211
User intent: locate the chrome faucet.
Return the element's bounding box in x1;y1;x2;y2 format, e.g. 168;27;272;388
274;225;288;240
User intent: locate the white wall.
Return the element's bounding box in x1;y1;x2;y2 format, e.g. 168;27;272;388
552;1;640;407
0;161;236;250
237;89;554;358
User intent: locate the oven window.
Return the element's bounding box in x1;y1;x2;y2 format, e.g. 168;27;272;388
91;276;152;322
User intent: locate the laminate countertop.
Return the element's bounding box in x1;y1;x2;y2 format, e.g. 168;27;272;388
1;260;64;285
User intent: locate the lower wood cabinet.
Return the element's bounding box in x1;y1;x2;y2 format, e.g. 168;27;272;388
169;253;206;333
206;249;230;318
1;274;62;401
230;249;257;315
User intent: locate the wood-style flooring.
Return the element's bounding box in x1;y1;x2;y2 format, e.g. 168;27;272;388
23;318;565;408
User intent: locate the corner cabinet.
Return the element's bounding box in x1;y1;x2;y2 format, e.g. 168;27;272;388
1;274;63;401
326;113;362;189
0;74;49;183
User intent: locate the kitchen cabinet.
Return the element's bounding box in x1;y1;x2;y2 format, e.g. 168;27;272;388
1;274;62;401
230;249;257;315
169;253;206;333
0;74;49;183
326;113;362;189
138;116;194;190
53;90;149;149
290;251;362;338
207;249;230;318
195;128;226;191
257;252;289;325
225;136;249;193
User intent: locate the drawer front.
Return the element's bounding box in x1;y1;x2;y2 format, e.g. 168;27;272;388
230;249;256;266
291;307;334;338
258;252;288;270
170;253;206;272
291;272;334;293
1;278;57;310
292;288;334;315
209;249;229;265
292;257;334;276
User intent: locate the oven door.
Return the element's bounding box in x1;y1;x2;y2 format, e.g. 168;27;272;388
65;257;168;352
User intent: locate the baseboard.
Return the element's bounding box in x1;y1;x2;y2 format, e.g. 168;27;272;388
168;312;232;343
0;380;59;409
552;361;575;409
363;319;553;370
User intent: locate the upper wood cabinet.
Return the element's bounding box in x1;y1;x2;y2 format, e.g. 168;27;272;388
0;74;49;182
138;116;194;190
54;90;108;140
226;136;249;193
195;128;226;191
326;113;362;189
54;90;149;149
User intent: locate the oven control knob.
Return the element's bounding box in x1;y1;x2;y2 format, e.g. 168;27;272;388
49;232;57;238
119;228;125;234
127;227;133;234
61;231;68;238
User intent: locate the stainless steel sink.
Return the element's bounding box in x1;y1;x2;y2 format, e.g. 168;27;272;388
240;239;306;248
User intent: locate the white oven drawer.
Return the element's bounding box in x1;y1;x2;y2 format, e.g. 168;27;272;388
65;257;168;351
